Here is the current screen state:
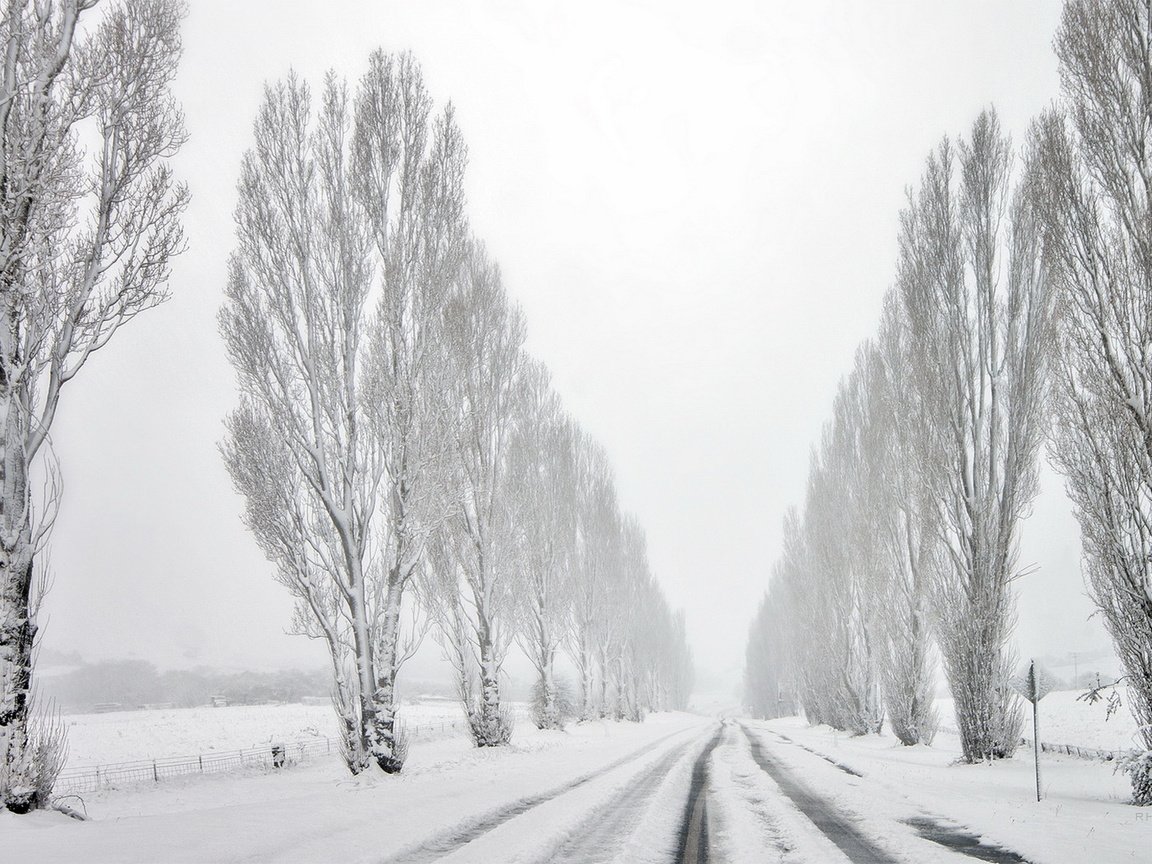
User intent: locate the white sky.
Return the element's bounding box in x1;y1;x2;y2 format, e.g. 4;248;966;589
41;0;1114;689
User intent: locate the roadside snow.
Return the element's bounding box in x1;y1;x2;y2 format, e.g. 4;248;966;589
4;711;709;864
937;691;1144;754
749;717;1146;864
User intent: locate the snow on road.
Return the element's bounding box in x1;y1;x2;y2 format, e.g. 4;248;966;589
5;707;1148;863
3;711;712;864
736;717;1146;864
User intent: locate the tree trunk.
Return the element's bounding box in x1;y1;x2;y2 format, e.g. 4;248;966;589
0;556;36;813
540;644;560;728
597;646;610;718
0;377;38;812
576;630;594;720
348;559;380;773
473;611;506;746
371;594;404;772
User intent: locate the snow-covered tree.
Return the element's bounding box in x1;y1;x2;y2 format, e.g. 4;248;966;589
868;312;940;745
666;609;694;711
805;409;884;735
1034;0;1152;802
0;0;187;813
509;361;576;729
744;589;792;720
567;433;618;720
221;52;464;774
434;241;526;746
356;50;468;765
606;516;647;721
896;109;1050;762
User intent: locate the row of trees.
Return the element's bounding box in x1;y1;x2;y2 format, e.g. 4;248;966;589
746;0;1152;803
0;2;692;812
220;50;692;776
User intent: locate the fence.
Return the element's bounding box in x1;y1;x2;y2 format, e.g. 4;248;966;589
54;717;470;795
1019;736;1137;763
938;723;1136;762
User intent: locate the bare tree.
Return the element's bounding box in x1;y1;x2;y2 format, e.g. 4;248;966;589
897;109;1050;762
744;587;795;720
436;241;526;746
868;313;940;746
1034;0;1152;803
356;50;468;763
567;432;618;720
509;361;575;729
221;70;380;772
605;516;646;721
0;0;187;812
769;509;819;723
807;410;884;736
221;52;463;774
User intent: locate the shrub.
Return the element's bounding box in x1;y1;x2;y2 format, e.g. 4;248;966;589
1121;749;1152;806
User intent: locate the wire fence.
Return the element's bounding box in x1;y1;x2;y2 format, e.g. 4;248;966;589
938;723;1137;763
54;716;472;795
1019;736;1138;763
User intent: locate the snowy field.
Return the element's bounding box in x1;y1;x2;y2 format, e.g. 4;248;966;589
60;698;505;768
937;690;1143;753
54;690;1140;774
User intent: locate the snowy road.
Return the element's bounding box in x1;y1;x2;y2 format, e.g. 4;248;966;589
384;720;724;863
10;710;1141;862
381;722;716;863
738;722;898;863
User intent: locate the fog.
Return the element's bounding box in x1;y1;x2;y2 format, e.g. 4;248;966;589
38;0;1110;696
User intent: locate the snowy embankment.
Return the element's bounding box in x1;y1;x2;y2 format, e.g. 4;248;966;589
743;717;1144;864
4;710;711;864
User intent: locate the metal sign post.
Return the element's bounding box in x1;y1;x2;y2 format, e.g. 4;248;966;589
1012;659;1053;802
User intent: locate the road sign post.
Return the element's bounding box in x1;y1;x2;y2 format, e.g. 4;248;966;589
1012;659;1053;802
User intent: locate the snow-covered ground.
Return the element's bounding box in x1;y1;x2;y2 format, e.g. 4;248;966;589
6;700;1150;863
937;690;1143;753
739;716;1145;863
60;698;503;768
5;711;712;863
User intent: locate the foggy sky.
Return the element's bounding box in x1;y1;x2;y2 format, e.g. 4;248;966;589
41;0;1111;691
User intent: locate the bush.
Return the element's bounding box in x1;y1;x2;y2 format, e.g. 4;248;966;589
1121;749;1152;806
1;697;67;814
468;703;515;747
530;676;575;730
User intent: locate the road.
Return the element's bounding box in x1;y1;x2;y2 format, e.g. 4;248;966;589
386;718;1030;863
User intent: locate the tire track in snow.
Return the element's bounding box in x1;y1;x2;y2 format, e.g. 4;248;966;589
675;723;726;864
770;731;863;776
738;723;899;864
537;727;717;864
380;723;703;864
